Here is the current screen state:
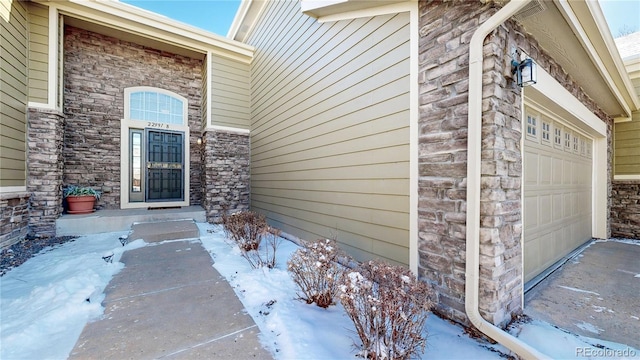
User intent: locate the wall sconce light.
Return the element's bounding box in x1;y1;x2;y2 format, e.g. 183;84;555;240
511;57;537;87
196;137;202;145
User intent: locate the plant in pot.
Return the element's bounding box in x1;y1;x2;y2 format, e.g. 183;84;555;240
63;185;101;214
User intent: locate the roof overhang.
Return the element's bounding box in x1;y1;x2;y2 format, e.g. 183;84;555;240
229;0;638;118
36;0;254;63
227;0;268;42
300;0;407;18
504;0;639;118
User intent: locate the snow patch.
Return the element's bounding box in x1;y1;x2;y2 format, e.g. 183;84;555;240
576;321;604;334
1;232;130;359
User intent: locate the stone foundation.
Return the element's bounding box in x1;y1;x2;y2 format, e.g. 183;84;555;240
0;192;30;248
611;180;640;239
202;130;250;222
27;108;65;237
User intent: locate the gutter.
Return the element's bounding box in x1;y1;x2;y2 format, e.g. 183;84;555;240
465;1;550;359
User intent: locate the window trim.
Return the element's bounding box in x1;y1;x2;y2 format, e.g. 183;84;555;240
124;87;188;125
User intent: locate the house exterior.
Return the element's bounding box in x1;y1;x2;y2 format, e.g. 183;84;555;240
228;0;639;329
612;31;640;239
1;0;254;244
2;0;639;342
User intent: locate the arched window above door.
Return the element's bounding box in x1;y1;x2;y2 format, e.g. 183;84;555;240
124;87;187;125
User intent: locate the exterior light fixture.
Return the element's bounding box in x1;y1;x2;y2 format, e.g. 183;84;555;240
196;137;202;145
512;57;537;87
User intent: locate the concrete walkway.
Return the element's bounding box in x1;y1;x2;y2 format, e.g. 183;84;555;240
525;240;640;349
69;220;273;359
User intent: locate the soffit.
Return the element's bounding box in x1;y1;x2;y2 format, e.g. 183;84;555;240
301;0;407;18
518;1;628;117
36;0;254;63
64;17;205;60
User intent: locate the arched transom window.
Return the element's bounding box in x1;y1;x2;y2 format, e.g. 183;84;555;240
125;87;187;125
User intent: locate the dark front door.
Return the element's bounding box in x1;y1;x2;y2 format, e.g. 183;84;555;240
146;130;184;201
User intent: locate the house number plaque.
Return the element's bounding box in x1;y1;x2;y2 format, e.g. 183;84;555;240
147;122;170;129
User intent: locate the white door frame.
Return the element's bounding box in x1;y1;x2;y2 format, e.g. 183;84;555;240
119;87;190;209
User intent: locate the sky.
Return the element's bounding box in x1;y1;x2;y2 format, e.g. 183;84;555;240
120;0;639;39
599;0;640;37
121;0;241;37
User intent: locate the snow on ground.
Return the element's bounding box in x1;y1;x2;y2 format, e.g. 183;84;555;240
198;223;508;359
513;319;639;359
0;232;144;359
1;224;638;360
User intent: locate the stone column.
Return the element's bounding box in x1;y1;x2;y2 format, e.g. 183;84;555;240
611;180;640;239
202;129;250;222
27;108;65;237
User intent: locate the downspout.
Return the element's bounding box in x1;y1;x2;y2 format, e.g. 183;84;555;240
465;1;550;359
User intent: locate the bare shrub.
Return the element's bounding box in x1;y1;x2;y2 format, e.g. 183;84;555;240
241;226;282;269
287;239;345;308
339;260;434;360
221;211;266;251
221;210;282;269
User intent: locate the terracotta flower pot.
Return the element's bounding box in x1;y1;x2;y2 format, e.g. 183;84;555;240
66;195;96;214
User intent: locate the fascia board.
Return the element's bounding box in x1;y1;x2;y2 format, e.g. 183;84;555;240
39;0;254;63
585;0;640;110
316;1;415;23
228;0;252;40
558;0;638;114
228;0;268;43
301;0;407;18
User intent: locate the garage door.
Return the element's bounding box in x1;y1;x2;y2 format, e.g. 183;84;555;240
523;108;593;283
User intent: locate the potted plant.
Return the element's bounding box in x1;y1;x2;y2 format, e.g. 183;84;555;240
63;185;101;214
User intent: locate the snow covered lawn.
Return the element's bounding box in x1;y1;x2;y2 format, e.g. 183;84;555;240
1;223;638;359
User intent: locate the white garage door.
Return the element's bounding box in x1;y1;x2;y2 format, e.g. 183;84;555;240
523;109;593;283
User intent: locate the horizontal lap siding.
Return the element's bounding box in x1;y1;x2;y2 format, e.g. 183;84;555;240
201;57;208;128
1;0;28;187
247;1;410;265
210;56;250;130
615;118;640;175
28;3;48;104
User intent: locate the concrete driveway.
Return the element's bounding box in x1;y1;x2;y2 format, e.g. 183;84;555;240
525;240;640;349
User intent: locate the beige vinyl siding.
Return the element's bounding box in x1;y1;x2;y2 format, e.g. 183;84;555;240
1;0;28;187
28;2;49;104
615;117;640;175
247;1;410;265
210;55;250;129
201;55;208;128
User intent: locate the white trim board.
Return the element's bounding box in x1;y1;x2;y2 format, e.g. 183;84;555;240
614;175;640;181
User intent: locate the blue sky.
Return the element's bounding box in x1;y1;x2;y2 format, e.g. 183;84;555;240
600;0;640;37
121;0;241;36
122;0;638;39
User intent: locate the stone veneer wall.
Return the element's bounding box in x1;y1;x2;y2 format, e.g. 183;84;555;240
417;1;612;327
0;192;30;248
27;108;65;237
63;26;203;208
202;130;250;222
611;180;640;239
